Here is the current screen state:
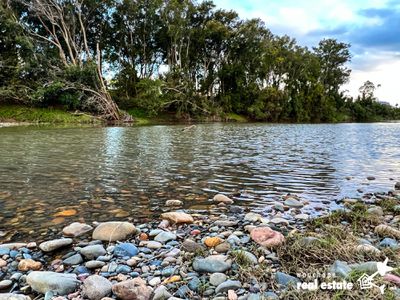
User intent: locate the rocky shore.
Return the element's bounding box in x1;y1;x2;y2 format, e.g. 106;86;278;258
0;184;400;300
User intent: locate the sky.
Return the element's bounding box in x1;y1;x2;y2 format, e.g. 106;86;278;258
213;0;400;106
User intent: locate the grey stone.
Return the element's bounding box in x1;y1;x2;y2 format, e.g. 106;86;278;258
209;273;227;286
192;255;232;273
63;254;83;266
82;275;112;300
0;280;12;290
329;260;351;278
215;280;242;293
349;261;378;275
85;261;106;269
153;285;172;300
379;238;399;250
39;239;73;252
284;198;303;208
154;232;177;243
275;272;300;287
26;271;79;295
80;245;106;260
0;294;31;300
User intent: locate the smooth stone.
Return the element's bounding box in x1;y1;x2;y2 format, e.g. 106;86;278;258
355;244;381;254
149;277;161;287
153;285;172;300
165;200;183;206
85;261;106;269
112;277;152;300
0;249;10;256
213;220;238;227
63;222;93;237
264;291;279;299
176;285;191;298
329;260;351;279
235;250;258;265
269;217;289;226
215;280;242;293
244;213;262;223
250;227;285;248
210;273;227;286
63;253;83;265
284;198;303;208
154;232;177;243
181;239;204;253
213;194;234;204
188;277;201;291
374;224;400;239
39;239;72;252
149;229;163;237
26;271;79;295
74;265;90;275
160;212;194;224
192;255;232;273
0;280;12;290
379;238;399;250
161;267;176;277
214;242;231;253
349;261;378;275
294;214;309;221
0;243;27;250
147;241;163;249
164;248;180;257
116;265;131;274
18;259;42;271
80;245;106;260
114;243;138;257
82;275;112;300
92;222;136;242
367;206;383;217
275;272;300;287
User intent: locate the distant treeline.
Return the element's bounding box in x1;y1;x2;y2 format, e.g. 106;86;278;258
1;0;399;122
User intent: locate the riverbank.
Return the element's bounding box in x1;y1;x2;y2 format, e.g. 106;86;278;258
0;185;399;300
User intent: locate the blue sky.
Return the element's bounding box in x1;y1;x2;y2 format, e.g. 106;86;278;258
214;0;400;105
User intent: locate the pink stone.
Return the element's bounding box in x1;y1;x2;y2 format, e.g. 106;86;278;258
112;278;152;300
250;226;285;248
384;274;400;286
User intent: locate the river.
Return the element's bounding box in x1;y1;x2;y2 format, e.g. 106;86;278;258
0;123;399;241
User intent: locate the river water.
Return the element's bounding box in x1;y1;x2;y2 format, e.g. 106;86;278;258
0;123;399;241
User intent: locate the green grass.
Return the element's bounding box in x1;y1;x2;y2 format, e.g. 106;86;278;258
0;105;98;124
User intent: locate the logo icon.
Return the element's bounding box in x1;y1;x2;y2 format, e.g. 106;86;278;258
357;258;393;294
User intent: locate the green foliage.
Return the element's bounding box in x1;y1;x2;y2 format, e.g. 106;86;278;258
2;0;399;122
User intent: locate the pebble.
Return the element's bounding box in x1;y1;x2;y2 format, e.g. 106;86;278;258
192;255;232;273
92;222;136;241
215;280;242;293
80;245;106;260
39;238;73;252
114;243;138;257
0;280;12;290
210;273;227;286
82;275;112;300
26;271;80;295
154;231;177;243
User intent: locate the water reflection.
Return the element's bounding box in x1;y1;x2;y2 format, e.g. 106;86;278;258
0;123;399;241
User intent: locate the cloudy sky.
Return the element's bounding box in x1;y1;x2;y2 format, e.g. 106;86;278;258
214;0;400;105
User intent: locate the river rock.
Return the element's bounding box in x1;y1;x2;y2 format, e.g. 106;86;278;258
204;237;223;247
210;273;227;286
39;238;73;252
235;250;258;265
367;206;383;217
329;260;351;278
0;280;12;290
147;241;163;249
375;224;400;239
0;294;31;300
275;272;300;287
92;222;135;241
215;280;242;293
355;244;380;254
63;222;93;237
165;200;183;206
160;212;194;224
114;243;138;257
270;217;289;226
213;194;234;204
0;243;27;250
18;259;42;271
214;220;238;227
192;255;232;273
181;239;204;253
250;227;285;248
379;238;399;250
82;275;112;300
154;231;177;243
63;253;83;265
80;245;106;260
112;277;152;300
26;271;79;295
152;285;172;300
85;260;106;269
214;242;231;253
244;213;262;223
284;198;303;208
